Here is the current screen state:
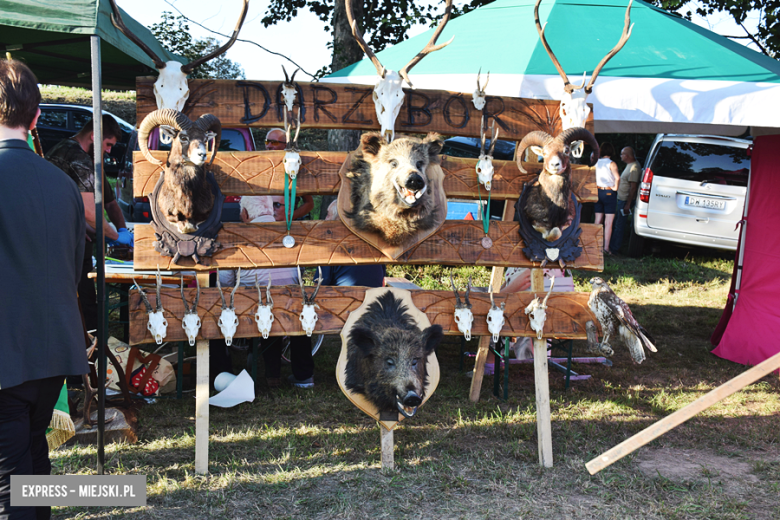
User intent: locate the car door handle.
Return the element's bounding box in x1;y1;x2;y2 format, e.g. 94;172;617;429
696;218;709;223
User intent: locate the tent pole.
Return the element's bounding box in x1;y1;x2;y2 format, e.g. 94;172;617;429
733;156;752;308
90;34;107;475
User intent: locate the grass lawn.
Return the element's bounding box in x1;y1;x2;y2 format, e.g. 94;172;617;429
51;244;780;519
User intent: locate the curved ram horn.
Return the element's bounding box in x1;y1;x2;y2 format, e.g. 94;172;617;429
195;114;222;165
558;127;600;165
138;109;193;165
181;0;250;74
516;131;553;173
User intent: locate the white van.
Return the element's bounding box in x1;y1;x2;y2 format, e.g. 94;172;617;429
628;134;752;256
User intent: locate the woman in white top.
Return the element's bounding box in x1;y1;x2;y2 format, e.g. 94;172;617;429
593;142;620;255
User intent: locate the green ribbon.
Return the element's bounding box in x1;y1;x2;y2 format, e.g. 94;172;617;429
477;183;491;236
284;172;297;233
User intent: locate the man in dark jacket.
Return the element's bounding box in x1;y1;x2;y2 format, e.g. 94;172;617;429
0;59;89;520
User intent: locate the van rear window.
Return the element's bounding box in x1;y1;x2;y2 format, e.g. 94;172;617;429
653;141;750;187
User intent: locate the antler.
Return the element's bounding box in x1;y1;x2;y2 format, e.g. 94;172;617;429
584;0;634;93
266;278;273;307
450;272;462;308
284;108;301;151
182;0;250;73
133;278;153;313
465;276;472;308
535;0;633;94
476;68;489;93
345;0;386;78
193;276;200;309
230;268;241;309
398;0;455;88
479;115;499;156
180;274;190;314
155;268;163;312
282;65;299;85
297;266;322;304
108;0;165;68
542;275;556;307
217;269;227;310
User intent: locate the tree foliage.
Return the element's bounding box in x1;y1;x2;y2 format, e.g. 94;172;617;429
652;0;778;58
150;12;245;79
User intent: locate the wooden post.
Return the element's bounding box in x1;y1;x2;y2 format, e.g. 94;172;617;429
531;269;553;467
586;350;780;475
380;423;394;470
469;201;515;402
194;273;210;475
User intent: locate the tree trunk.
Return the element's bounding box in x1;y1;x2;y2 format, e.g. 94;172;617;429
324;0;366;218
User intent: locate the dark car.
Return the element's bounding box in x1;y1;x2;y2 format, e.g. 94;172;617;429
441;135;516;161
117;127;256;224
37;103;136;178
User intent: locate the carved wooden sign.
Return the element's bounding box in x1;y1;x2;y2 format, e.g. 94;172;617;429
128;286;596;345
132;221;604;271
136;77;594;141
133;151;598;202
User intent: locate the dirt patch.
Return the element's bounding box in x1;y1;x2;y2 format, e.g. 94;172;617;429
637;448;758;492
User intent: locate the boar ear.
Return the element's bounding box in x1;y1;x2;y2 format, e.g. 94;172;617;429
423;132;444;161
351;326;377;356
360;132;386;159
422;324;444;355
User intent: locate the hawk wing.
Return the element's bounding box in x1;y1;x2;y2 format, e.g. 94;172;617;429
597;289;657;361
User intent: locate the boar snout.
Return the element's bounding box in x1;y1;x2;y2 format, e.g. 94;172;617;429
405;173;425;191
401;390;422;407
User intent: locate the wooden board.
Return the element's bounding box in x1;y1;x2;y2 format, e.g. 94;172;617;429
128;286;596;345
132;151;597;203
136;77;593;141
132;221;604;271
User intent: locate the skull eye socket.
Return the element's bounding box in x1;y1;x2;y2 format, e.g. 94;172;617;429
390;159;398;168
385;358;395;368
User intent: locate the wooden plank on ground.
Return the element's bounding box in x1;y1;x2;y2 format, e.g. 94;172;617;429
586;350;780;475
136;77;593;141
132;221;604;271
127;287;595;345
132;151;597;203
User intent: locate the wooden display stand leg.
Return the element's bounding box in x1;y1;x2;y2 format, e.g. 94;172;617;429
195;273;210;475
531;269;553;467
380;424;394;471
469;201;514;402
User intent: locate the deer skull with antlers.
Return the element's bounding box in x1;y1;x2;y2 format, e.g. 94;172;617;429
451;274;473;342
283;108;302;179
346;0;454;142
472;69;489;111
217;268;241;346
535;0;633;156
476;116;499;191
254;277;275;340
134;270;167;345
109;0;249;115
486;290;506;343
180;274;201;346
298;266;322;337
525;276;556;339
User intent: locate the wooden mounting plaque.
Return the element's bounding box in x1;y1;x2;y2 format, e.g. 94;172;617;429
132;221;604;271
132;151;597;203
128;286;596;345
136;77;593;141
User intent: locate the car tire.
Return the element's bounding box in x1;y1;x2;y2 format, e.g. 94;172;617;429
627;225;645;258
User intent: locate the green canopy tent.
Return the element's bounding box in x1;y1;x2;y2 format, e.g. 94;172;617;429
0;0;179;89
325;0;780;136
1;0;180;474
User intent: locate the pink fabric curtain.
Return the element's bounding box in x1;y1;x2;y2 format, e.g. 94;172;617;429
711;135;780;367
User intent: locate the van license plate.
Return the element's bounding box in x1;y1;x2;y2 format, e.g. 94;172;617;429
685;196;725;210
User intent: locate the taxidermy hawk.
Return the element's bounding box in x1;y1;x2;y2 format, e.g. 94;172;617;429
588;277;657;364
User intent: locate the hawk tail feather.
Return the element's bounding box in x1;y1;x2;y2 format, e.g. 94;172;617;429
638;326;657;353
